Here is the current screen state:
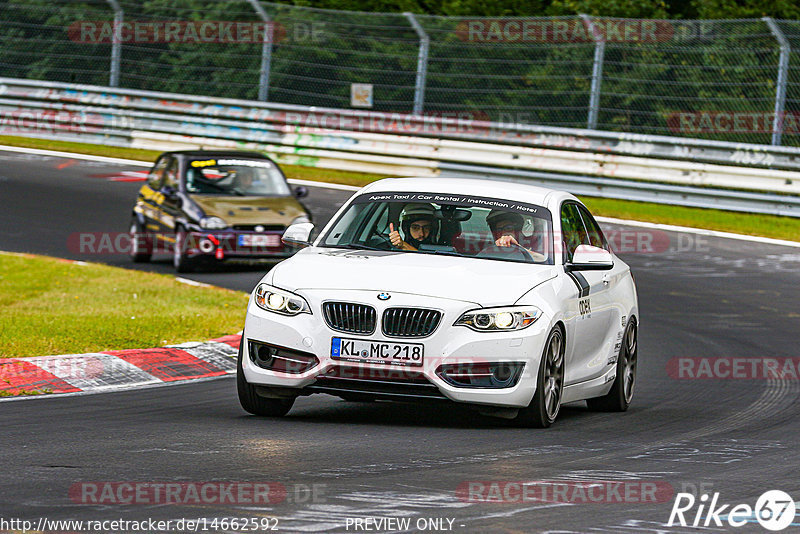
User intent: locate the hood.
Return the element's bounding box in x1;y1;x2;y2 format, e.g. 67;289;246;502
189;195;306;226
271;247;558;307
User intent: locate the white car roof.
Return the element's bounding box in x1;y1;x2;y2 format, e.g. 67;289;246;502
359;177;575;208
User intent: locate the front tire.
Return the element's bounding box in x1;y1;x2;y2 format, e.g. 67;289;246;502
129;218;152;263
587;318;638;412
236;339;295;417
516;326;565;428
173;226;195;273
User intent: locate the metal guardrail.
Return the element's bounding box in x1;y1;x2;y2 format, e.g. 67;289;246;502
2;77;800;217
4;77;800;169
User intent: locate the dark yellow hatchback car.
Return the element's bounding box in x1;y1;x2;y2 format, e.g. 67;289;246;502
129;151;311;272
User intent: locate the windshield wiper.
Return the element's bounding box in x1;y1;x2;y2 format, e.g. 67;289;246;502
423;249;463;257
417;245;464;257
338;243;385;251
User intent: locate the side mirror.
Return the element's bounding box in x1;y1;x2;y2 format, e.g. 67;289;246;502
162;185;177;197
293;186;309;198
566;244;613;271
282;222;315;248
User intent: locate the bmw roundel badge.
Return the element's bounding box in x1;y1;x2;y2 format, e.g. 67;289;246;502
377;292;391;301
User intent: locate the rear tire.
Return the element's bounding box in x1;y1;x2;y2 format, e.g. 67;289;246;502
515;326;565;428
237;339;295;417
587;318;638;412
129;218;152;263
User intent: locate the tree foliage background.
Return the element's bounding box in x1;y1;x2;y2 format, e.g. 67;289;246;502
1;0;800;145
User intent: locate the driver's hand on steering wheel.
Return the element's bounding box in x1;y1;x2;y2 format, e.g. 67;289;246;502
496;234;520;247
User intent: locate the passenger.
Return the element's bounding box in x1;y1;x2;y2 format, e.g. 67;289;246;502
389;203;438;251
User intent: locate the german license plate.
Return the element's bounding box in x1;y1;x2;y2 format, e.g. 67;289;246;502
238;234;280;247
331;337;424;367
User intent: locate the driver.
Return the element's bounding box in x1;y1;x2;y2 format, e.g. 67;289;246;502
486;209;545;261
389;203;438;251
487;209;526;248
234;167;258;191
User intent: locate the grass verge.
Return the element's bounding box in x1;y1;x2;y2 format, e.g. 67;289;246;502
0;388;45;397
1;135;798;242
0;252;248;358
582;197;800;242
0;135;378;187
0;135;163;162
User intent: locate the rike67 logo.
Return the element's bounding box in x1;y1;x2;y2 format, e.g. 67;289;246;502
668;490;796;531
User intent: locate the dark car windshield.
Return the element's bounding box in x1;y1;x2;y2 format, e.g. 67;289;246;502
185;158;291;196
320;192;554;265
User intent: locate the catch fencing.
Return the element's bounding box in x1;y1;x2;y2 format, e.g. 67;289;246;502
3;2;800;146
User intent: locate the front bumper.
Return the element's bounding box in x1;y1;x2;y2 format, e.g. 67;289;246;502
242;290;550;408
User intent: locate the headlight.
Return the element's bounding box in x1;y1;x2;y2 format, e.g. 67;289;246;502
454;306;542;332
200;216;228;230
254;284;311;316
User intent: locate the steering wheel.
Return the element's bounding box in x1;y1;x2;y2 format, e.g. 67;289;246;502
365;233;393;250
476;243;538;262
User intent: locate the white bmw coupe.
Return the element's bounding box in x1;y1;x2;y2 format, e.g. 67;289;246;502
238;178;639;427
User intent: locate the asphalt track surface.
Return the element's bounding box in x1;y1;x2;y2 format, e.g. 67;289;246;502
1;149;799;533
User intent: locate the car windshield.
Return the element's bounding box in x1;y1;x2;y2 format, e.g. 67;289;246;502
185;158;291;196
320;192;554;265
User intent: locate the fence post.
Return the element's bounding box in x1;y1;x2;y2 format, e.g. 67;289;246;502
106;0;123;87
404;12;429;115
248;0;273;101
580;14;605;130
763;17;790;146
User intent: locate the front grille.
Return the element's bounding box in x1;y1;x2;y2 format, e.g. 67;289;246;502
382;308;442;338
323;302;377;335
309;367;447;400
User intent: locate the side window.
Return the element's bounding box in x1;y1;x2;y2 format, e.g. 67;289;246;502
577;205;606;250
356;203;389;243
560;202;589;263
147;157;169;190
164;159;179;190
323;203;371;245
